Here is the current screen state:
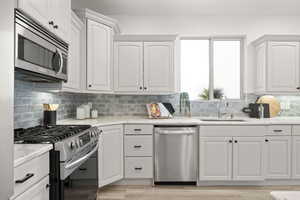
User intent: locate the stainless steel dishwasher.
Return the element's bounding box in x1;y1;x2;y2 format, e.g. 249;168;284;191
154;126;198;184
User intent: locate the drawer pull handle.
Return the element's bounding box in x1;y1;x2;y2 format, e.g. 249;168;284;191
273;130;283;132
134;145;142;148
79;168;87;171
15;173;34;184
134;167;143;170
134;129;142;132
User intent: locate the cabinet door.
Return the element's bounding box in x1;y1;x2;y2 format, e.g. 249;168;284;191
255;42;266;92
267;42;300;92
265;136;291;179
233;137;265;181
292;136;300;179
114;42;143;92
50;0;71;41
18;0;50;29
143;42;174;93
199;137;232;181
63;13;83;91
14;176;49;200
98;125;124;187
87;20;113;92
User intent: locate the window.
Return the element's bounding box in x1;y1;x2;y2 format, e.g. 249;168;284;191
181;37;243;100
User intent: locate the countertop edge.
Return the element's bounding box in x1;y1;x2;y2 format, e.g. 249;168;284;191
14;144;53;168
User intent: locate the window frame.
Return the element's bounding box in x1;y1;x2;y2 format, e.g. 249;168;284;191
180;35;246;101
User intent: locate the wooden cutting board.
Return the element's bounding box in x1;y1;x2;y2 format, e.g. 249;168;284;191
256;95;281;117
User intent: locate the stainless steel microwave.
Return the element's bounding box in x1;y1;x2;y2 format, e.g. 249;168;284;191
15;9;68;82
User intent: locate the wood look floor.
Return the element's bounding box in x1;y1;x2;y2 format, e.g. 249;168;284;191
98;185;300;200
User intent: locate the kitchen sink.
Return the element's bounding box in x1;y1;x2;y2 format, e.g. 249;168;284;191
200;119;246;122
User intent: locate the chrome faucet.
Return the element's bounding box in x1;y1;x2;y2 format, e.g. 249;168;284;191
217;95;229;119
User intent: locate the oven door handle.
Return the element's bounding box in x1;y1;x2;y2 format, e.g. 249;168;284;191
65;144;99;170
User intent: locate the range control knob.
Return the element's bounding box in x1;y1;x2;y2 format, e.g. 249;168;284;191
79;139;84;146
69;141;75;150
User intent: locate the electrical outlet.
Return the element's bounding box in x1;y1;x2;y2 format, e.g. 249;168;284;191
280;101;290;110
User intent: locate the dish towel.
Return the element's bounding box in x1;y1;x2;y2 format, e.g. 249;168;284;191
270;191;300;200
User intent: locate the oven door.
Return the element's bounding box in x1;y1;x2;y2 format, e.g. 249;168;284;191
61;144;99;200
15;22;68;82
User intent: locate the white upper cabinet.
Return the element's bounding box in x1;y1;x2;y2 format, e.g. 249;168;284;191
253;35;300;93
144;42;174;93
49;0;71;41
267;42;299;92
233;137;265;181
113;35;180;94
98;125;124;187
18;0;70;42
114;42;144;92
18;0;49;28
87;19;113;92
62;12;83;91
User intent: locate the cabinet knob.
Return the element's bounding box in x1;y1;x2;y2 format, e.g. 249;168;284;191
53;25;59;29
139;86;143;90
297;87;300;90
46;184;50;189
89;84;92;87
229;140;232;143
144;87;147;90
49;21;54;26
265;139;269;142
234;140;238;143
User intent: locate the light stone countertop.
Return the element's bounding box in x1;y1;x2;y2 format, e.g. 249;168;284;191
14;144;53;167
58;116;300;127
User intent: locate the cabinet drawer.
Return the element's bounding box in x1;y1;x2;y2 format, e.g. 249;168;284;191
125;125;153;135
125;157;153;178
267;125;291;136
125;135;153;157
200;126;266;137
13;153;49;198
293;125;300;135
13;176;49;200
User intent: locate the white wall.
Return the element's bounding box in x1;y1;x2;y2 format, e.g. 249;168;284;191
0;1;14;199
109;15;300;93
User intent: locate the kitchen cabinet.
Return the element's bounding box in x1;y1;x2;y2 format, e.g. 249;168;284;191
75;9;120;93
114;42;144;92
292;136;300;179
18;0;70;41
253;35;300;93
232;137;265;181
199;137;233;181
114;35;180;94
98;125;124;187
124;125;153;179
144;42;174;93
265;136;291;179
200;136;265;181
62;12;84;91
14;176;49;200
87;19;113;92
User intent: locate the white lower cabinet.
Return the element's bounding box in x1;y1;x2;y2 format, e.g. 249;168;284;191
292;136;300;179
233;137;265;181
265;136;291;179
98;125;124;187
199;136;265;181
14;176;49;200
199;137;232;181
125;157;153;179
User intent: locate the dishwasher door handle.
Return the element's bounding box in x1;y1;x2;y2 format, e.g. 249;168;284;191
155;130;196;135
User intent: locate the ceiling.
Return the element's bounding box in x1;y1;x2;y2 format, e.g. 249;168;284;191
72;0;300;16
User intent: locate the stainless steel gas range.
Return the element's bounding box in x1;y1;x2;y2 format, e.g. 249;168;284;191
14;125;101;200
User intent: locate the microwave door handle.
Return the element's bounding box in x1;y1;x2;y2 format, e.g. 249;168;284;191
57;49;63;74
